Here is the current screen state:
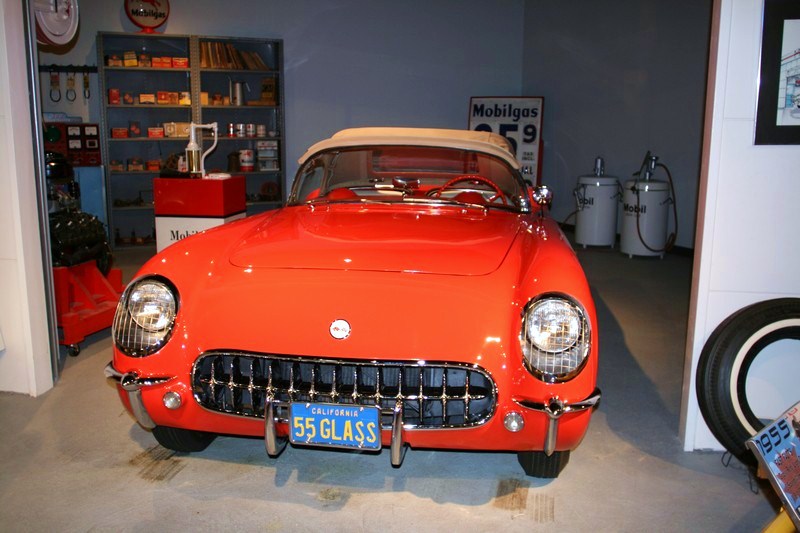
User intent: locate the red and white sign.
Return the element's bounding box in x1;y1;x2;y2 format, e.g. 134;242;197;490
124;0;170;33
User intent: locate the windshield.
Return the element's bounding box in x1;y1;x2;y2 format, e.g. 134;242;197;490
288;145;529;212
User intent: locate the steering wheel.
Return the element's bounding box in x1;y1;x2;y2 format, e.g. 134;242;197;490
434;174;507;205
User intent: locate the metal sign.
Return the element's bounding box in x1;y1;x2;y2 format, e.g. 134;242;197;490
468;96;544;184
124;0;170;33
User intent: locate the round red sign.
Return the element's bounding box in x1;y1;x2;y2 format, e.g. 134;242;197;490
125;0;170;33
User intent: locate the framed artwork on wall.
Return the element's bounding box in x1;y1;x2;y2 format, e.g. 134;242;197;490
468;96;544;184
755;0;800;145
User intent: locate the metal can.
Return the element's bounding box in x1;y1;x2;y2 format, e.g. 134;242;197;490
256;124;267;137
227;123;235;137
235;123;246;137
246;123;256;137
239;149;255;171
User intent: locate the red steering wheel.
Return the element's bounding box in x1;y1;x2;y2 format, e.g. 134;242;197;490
434;174;507;205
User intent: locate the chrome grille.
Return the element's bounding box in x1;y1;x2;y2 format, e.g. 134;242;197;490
192;352;496;428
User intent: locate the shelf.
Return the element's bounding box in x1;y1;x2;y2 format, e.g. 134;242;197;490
107;104;192;109
201;68;275;75
104;67;190;73
99;32;285;250
109;137;188;142
209;136;281;141
201;104;278;110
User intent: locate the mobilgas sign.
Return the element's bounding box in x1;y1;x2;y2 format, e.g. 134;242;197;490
125;0;170;32
469;97;544;183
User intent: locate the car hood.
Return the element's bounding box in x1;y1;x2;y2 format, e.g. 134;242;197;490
228;204;521;275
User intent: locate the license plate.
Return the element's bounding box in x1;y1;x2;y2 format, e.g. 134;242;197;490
289;402;381;450
746;401;800;528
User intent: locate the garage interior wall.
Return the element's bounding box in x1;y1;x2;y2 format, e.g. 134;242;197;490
4;0;716;397
521;0;713;249
680;0;800;451
37;0;526;187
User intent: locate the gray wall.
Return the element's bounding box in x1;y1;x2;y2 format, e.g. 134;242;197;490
522;0;712;248
39;0;524;184
40;0;711;248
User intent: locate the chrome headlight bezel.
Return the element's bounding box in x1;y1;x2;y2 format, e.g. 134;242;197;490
113;276;178;357
519;294;591;383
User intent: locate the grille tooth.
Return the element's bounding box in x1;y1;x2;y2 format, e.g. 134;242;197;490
192;352;496;429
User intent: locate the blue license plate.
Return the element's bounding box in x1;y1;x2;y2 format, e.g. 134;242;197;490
289;402;382;450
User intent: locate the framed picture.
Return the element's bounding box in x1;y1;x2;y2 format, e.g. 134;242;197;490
468;96;543;184
755;0;800;145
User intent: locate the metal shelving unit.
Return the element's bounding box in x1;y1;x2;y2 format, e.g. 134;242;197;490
97;32;285;248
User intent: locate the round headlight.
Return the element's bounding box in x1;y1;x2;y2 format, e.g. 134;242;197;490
526;299;582;353
520;296;589;382
128;281;176;332
113;277;178;357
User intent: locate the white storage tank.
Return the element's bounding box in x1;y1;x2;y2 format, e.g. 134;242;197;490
620;179;670;258
574;175;620;248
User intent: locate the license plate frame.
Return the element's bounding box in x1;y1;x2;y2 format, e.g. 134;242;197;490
288;402;382;451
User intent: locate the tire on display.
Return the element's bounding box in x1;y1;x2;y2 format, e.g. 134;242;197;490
517;450;570;478
696;298;800;466
152;426;217;453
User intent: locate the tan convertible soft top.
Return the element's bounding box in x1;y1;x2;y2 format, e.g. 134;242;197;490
297;127;519;169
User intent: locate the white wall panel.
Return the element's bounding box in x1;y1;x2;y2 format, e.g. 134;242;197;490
682;0;800;451
722;0;761;119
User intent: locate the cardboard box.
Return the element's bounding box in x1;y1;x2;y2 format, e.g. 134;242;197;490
111;128;129;139
258;159;279;171
146;159;161;171
139;93;155;105
164;122;191;138
147;127;165;138
172;57;189;68
109;160;125;172
128;121;141;137
127;157;144;171
200;92;209;106
108;88;120;105
106;54;123;67
157;91;170;105
123;92;134;105
123;51;138;67
256;140;278;150
138;54;151;67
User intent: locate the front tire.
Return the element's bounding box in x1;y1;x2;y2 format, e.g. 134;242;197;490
517;450;570;478
152;426;217;453
696;298;800;466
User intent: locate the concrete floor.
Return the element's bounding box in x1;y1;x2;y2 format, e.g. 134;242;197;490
0;242;781;532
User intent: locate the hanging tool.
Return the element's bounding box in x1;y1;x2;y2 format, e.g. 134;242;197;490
82;72;90;99
49;70;61;102
66;72;77;101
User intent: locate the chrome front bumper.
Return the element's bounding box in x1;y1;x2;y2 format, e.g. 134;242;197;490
515;388;602;456
106;361;600;465
104;363;171;429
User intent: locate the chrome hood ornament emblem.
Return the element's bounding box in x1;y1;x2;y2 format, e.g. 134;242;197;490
329;319;351;340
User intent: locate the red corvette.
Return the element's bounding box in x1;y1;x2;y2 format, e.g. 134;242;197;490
105;127;601;477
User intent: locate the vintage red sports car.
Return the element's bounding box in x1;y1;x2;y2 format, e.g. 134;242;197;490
105;127;601;477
